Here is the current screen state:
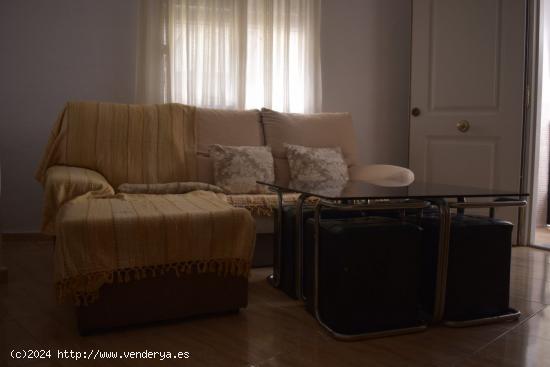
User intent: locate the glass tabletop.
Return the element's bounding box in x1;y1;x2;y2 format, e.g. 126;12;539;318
257;180;529;201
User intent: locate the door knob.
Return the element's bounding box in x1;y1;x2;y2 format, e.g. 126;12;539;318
457;120;470;133
411;107;421;117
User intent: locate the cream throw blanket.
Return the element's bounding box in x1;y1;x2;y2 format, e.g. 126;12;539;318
36;102;255;305
55;191;255;305
40;166;115;234
36;101;197;232
36;101;197;188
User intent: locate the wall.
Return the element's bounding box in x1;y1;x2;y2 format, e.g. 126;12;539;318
0;0;139;232
321;0;412;166
0;0;412;232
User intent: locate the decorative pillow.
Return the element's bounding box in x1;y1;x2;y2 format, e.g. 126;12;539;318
117;182;225;194
284;143;349;190
195;107;263;184
208;145;275;194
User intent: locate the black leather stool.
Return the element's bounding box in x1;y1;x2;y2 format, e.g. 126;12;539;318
417;213;516;324
275;206;372;299
303;216;427;337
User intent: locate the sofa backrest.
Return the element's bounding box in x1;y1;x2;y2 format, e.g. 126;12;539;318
38;102;359;190
260;108;360;186
195;107;264;183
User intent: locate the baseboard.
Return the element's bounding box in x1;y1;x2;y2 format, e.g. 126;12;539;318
2;232;55;243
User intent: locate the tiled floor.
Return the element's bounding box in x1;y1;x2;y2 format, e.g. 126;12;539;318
1;240;550;366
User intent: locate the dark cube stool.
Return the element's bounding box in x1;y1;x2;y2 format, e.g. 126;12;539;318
418;213;515;324
275;205;373;299
303;217;427;337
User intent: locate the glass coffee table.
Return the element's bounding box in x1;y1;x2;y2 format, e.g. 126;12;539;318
258;180;529;339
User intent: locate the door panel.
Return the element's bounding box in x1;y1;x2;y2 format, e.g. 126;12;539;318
425;137;497;188
410;0;526;192
429;0;501;111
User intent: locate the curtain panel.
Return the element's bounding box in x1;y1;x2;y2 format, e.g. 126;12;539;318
136;0;322;113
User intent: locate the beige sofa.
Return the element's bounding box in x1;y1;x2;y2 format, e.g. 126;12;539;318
36;101;413;332
38;103;413;266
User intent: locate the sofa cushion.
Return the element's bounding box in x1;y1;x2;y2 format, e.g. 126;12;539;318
209;145;274;194
196;155;215;184
261;108;359;186
285;143;349;191
196;108;263;183
273;158;292;188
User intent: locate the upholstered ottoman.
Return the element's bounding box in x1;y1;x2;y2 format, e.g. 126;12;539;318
54;190;255;334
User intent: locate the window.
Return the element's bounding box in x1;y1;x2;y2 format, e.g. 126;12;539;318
137;0;321;113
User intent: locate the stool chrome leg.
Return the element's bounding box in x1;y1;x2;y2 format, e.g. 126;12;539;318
444;309;521;328
431;199;451;323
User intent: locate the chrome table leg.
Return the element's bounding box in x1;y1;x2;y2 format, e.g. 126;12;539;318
295;194;309;301
430;199;451;323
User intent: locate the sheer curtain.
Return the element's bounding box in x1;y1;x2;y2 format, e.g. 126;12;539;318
136;0;322;113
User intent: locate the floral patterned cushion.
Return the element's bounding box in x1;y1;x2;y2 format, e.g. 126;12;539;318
284;143;349;191
209;145;275;194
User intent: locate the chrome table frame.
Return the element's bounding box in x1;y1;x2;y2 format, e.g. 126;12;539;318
311;199;430;340
295;193;311;300
265;185;528;338
266;188;315;297
266;188;296;288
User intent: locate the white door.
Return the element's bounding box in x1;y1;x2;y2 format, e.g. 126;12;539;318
409;0;526;193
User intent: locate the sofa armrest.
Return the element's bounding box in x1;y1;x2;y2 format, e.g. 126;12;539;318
349;164;415;187
41;165;114;234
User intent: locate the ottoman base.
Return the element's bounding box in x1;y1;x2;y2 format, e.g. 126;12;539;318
76;272;248;335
